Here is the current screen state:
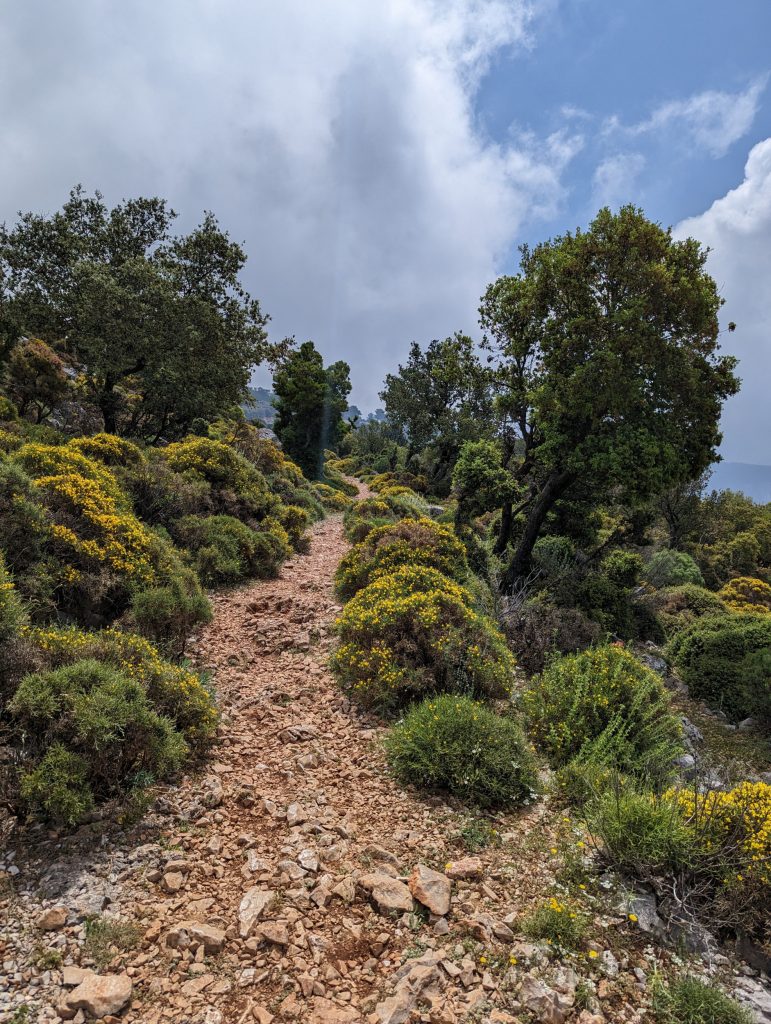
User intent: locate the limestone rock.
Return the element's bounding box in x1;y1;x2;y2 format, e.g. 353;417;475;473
255;921;290;946
408;863;451;916
166;920;226;954
65;972;132;1018
37;905;68;931
359;872;413;914
445;857;483;880
238;887;275;937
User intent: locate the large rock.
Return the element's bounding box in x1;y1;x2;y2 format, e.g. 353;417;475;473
445;857;483;880
37;906;68;931
238;887;275;937
518;975;573;1024
408;864;451;916
65;972;132;1017
358;872;413;914
376;952;445;1024
166;920;226;954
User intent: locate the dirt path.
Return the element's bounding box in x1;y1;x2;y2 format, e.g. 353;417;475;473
2;494;565;1024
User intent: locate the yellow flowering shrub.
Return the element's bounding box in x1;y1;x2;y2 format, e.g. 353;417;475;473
335;517;468;599
332;565;514;707
343;497;400;543
370;471;427;494
36;472;156;585
68;433;144;466
524;644;683;789
669;781;771;887
718;576;771;615
26;625;218;748
14;442;125;503
314;482;353;511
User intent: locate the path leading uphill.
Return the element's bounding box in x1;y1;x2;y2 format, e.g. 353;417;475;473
7;487;767;1024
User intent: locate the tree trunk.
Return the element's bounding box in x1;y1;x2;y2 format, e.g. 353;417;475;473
501;470;574;592
99;384;118;434
494;501;513;555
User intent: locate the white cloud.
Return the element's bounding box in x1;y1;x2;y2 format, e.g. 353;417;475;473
591;152;645;209
607;77;767;157
676;138;771;462
0;0;572;408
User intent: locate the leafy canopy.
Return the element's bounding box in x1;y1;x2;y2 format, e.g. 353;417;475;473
0;186;276;436
272;341;351;479
479;206;739;586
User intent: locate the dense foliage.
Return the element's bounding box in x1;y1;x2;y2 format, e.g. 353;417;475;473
0;188;279;437
385;695;538;808
272;341;351;479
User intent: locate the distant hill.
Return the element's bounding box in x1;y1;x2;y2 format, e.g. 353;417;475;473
243;386;277;425
709;461;771;504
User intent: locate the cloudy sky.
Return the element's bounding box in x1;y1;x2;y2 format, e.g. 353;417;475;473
1;1;769;461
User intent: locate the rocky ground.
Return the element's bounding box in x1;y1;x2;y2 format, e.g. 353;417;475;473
1;488;770;1024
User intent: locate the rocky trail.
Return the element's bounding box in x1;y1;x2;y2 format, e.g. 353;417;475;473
2;488;770;1024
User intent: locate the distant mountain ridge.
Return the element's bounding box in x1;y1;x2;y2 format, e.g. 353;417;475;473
709;461;771;504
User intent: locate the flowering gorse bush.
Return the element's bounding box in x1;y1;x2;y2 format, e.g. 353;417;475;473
385;694;538;808
589;781;771;942
15;442;126;503
332;565;514;707
38;472;156;585
69;433;143;466
718;576;771;615
335;518;468;599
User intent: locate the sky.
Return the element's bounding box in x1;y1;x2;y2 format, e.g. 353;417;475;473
1;1;769;461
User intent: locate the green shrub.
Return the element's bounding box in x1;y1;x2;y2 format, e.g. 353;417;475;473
118;453;211;529
643;549;704;589
19;744;93;825
586;788;698;876
332;565;514;707
643;584;726;638
174;514;289;586
314;482;353;511
27;625;217;749
10;659;187;822
651;976;752;1024
524;645;682;788
335;518;468;599
532;535;576;581
278;503;311;551
385;695;538;808
666;613;771;722
603;550;644;587
343;498;399;543
0;553;27;647
131;570;212;657
521;896;588;950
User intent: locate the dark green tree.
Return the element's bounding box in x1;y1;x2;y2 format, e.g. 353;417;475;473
479;206;739;590
0;187;273;436
272;341;351;478
5;338;71;422
380;333;493;493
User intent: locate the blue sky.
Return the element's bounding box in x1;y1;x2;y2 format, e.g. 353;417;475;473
478;0;771;246
1;0;770;461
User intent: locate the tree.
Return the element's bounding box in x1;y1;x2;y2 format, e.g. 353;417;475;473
272;341;351;478
479;206;739;590
5;338;71;422
380;333;493;493
0;187;274;437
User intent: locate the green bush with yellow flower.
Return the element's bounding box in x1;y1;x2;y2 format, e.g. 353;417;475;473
334;517;468;599
0;417;320;825
332;565;514;707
